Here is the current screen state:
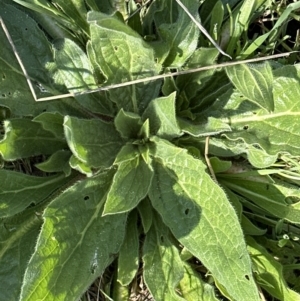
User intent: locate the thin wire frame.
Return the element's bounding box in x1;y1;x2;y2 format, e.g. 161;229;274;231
0;8;296;103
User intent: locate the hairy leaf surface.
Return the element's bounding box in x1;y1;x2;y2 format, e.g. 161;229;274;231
103;154;153;215
226;62;274;111
64;116;124;168
0;209;42;301
114;109;141;140
142;92;182;139
143;213;185;301
20;172;127;301
54;38;114;115
148;137;260;301
219;177;300;224
176;48;219;102
137;198;153;233
144;0;200;67
0;3;83;116
33;112;65;139
117;211;139;286
35;150;72;175
89;18;161;114
0;171;73;218
0;118;67;160
223;76;300;156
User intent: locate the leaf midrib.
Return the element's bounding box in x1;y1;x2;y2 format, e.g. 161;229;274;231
225;111;300;125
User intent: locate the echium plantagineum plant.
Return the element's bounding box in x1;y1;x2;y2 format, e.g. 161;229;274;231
1;0;300;300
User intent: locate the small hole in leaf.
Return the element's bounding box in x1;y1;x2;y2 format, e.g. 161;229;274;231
1;94;5;97
185;208;189;215
243;125;249;130
160;235;164;242
25;28;28;31
2;74;6;80
245;275;250;281
84;196;90;201
114;46;118;51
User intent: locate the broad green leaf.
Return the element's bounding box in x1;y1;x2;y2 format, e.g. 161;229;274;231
19;172;127;301
137;198;153;233
198;135;277;169
246;145;278;168
179;262;220;301
273;64;300;79
69;155;93;176
144;0;200;67
142;92;182;139
241;215;266;236
117;211;139;286
0;4;51;102
138;118;150;140
89;19;161;114
176;48;219;102
148;137;260;301
0;3;82;117
203;68;300;163
54;38;114;115
87;10;123;24
64;116;124;168
114;109;142;139
0;118;67;160
239;68;300;155
114;143;140;164
222;186;243;220
247;236;300;301
0;208;42;301
112;279;130;301
35;150;72;175
190;70;232;113
178;116;231;137
219;177;300;224
86;39;107;86
139;143;151;165
0;170;73;218
33;112;65;139
103;154;153;215
209;157;232;174
143;213;185;301
226;62;274;111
